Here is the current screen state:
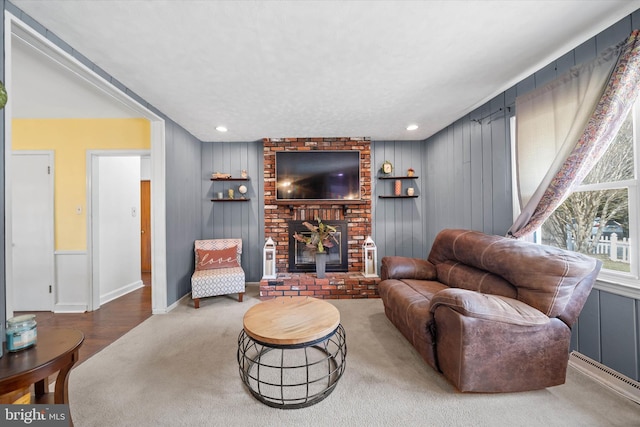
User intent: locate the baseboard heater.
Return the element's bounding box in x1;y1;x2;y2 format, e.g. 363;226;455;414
569;351;640;404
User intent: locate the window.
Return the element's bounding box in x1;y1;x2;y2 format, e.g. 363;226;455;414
538;101;640;289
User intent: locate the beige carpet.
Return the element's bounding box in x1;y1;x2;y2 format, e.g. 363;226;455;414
69;286;640;426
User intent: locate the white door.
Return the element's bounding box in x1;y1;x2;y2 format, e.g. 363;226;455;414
12;153;55;311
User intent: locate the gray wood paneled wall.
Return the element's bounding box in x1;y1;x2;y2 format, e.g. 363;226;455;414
574;290;640;380
423;96;513;244
371;141;428;260
200;141;264;282
164;123;203;303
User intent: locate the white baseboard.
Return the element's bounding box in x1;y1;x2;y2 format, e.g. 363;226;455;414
569;351;640;404
54;303;88;313
153;292;191;314
100;280;144;306
153;283;257;315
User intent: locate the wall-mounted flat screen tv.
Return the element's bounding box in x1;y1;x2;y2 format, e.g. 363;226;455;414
276;151;361;201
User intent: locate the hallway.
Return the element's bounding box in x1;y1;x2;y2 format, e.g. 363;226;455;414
15;273;152;365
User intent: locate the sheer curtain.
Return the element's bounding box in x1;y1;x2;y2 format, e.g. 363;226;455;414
509;30;640;238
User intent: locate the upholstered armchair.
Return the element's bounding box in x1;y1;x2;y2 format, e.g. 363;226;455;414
191;239;245;308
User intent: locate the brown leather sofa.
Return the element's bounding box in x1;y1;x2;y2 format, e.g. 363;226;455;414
378;229;601;393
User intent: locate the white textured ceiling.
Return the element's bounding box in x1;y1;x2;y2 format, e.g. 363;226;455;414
10;0;640;142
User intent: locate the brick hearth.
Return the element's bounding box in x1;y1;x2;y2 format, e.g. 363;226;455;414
259;272;380;300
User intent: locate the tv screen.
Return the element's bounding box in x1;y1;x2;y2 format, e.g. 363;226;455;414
276;151;361;201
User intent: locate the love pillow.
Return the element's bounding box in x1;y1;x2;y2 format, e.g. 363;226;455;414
196;246;239;270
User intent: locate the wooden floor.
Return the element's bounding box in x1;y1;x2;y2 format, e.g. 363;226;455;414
15;273;152;366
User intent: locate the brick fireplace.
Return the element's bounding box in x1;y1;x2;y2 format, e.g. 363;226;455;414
261;137;380;299
288;220;349;273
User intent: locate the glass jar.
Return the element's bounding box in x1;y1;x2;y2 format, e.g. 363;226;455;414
6;314;37;352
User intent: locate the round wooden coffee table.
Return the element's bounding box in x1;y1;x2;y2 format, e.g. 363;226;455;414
237;296;347;409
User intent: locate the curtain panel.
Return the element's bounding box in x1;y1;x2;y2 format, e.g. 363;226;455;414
509;30;640;238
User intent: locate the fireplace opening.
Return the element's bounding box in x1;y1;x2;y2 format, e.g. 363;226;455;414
288;220;349;272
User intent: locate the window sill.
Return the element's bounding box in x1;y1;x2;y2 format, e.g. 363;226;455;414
594;271;640;300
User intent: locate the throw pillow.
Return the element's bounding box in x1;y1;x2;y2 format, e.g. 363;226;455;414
196;247;239;270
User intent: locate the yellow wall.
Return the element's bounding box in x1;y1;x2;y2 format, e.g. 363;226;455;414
12;118;151;251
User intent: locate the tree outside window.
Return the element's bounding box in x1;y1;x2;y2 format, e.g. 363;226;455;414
541;106;635;273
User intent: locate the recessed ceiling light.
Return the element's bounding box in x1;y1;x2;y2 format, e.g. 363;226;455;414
216;126;228;132
406;124;419;131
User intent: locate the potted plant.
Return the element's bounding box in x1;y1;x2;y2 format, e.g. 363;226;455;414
293;218;338;278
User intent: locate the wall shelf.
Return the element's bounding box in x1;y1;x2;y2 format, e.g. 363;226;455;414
211;175;250;201
378;176;419;198
378;176;418;180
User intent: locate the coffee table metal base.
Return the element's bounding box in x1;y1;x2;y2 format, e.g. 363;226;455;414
237;325;347;409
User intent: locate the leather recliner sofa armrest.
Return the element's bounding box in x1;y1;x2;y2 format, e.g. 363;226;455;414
429;288;550;326
380;256;437;280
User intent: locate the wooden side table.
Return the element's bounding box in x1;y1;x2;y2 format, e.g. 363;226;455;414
0;328;84;422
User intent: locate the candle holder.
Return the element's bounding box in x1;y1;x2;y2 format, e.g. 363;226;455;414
362;236;378;277
263;237;277;279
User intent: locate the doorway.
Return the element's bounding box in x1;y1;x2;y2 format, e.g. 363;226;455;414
5;15;169;316
88;152;149;311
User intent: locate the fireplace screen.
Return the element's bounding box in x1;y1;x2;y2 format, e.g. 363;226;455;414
294;231;342;264
288;220;348;272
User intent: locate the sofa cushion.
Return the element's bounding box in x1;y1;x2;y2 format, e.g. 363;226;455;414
378;278;447;369
436;260;516;299
430;288;550;326
381;256;437;280
427;229;598;317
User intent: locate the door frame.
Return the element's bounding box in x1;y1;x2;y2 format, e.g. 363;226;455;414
4;13;168;316
11;150;55;311
87;150;150;311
